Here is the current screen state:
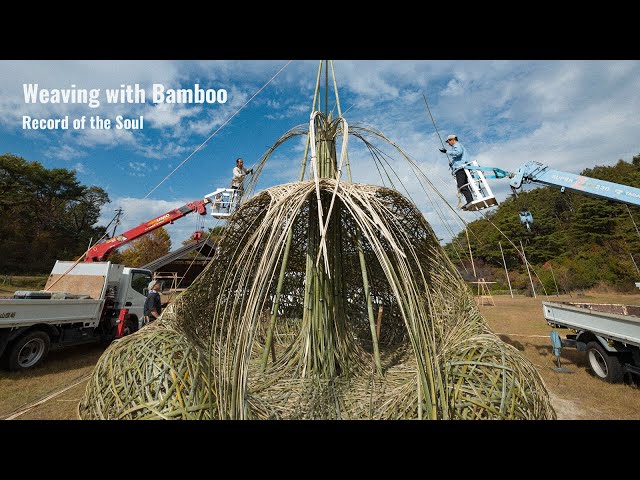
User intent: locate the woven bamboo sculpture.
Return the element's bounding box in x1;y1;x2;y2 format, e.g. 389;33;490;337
79;178;555;419
79;62;555;420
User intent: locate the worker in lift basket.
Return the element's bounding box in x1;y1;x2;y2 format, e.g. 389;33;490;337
439;134;474;206
230;157;254;205
142;279;163;329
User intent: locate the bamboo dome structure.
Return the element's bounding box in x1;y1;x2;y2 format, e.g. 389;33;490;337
79;61;555;420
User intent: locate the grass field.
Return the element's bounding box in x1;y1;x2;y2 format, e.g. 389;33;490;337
0;275;47;297
0;291;638;420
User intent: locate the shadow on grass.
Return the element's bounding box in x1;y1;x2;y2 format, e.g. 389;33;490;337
0;342;106;380
498;333;640;387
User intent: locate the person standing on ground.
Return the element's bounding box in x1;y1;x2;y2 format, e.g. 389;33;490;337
142;279;162;329
439;134;474;205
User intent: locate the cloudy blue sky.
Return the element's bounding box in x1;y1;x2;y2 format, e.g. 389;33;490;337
1;59;639;250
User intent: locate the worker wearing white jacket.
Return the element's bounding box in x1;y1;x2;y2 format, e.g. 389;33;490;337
230;157;253;191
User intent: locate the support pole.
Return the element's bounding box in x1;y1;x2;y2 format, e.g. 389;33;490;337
329;60;352;182
324;60;328;115
298;61;324;180
520;240;537;298
630;252;640;274
626;205;640;241
549;263;561;297
499;241;513;298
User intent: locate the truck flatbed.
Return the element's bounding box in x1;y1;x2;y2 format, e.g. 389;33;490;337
543;301;640;348
0;298;104;329
0;261;152;371
542;301;640;382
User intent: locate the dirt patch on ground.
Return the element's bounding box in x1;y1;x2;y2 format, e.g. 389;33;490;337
1;292;638;420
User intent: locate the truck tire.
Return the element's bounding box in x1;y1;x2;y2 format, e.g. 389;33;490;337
586;341;624;383
7;331;51;371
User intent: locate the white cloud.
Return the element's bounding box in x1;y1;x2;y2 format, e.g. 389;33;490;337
143;102;201;129
44;143;83;161
128;161;146;172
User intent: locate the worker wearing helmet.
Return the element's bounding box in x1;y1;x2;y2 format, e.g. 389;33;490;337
439;134;473;205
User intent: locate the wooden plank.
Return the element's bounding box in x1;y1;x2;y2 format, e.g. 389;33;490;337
44;274;105;299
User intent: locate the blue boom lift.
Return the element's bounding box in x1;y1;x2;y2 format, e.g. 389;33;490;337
458;160;640;226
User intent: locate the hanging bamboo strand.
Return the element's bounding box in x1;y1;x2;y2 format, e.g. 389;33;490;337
466;227;477;278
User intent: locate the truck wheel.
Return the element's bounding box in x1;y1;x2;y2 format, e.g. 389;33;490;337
7;331;51;371
586;341;624;383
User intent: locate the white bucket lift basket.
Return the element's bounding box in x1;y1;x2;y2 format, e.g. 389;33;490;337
204;188;241;219
459;161;499;211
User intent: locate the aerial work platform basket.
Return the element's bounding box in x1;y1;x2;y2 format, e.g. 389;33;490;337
205;188;241;219
459;162;499;211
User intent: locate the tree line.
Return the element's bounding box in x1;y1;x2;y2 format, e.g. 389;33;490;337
0;154;225;273
5;151;640;293
0;154;110;274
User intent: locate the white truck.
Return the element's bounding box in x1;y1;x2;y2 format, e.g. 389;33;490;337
0;260;152;371
543;301;640;383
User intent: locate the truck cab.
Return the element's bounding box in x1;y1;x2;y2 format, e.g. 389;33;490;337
120;267;153;330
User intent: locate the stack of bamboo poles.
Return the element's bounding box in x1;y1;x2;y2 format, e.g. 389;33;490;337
79;179;555;420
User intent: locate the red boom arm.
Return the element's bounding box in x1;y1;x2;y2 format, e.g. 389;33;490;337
85;199;209;262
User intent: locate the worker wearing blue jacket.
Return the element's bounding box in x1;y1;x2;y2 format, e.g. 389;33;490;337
439;134;474;205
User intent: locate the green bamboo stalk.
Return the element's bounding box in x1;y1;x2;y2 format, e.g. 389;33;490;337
330;201;349;372
301;195;318;377
329;60;353;182
324;60;328;116
260;222;295;370
298;61;324;181
357;233;382;374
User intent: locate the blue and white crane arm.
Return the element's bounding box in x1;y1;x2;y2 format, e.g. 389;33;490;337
508;160;640;207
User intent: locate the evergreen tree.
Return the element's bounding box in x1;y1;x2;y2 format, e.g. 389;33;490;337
0;154;109;273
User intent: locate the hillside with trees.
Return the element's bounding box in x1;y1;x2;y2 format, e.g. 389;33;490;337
444;155;640;293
